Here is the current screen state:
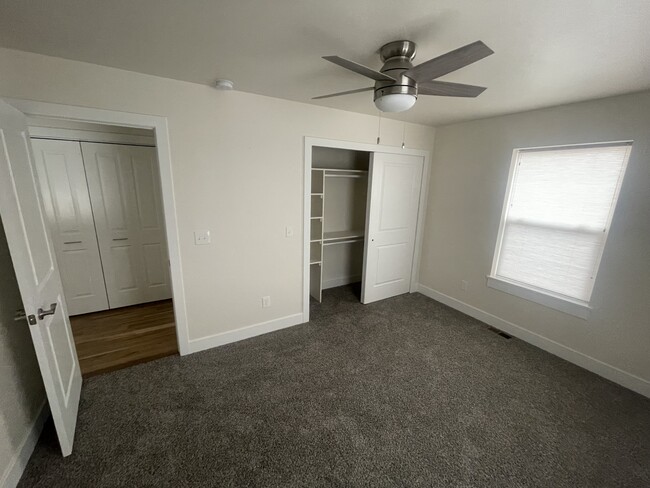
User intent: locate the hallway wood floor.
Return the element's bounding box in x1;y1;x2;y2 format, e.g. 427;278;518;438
70;300;178;377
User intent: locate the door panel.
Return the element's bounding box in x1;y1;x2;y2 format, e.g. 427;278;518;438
111;244;140;292
142;243;166;286
375;243;409;285
42;154;78;232
60;248;101;296
82;143;171;308
362;153;424;304
0;99;81;456
378;163;418;230
133;159;161;230
47;294;76;389
96;154;129;233
32;139;109;315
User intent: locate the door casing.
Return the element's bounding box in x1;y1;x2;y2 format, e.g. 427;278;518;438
4;98;191;355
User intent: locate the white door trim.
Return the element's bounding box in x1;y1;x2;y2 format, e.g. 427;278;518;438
303;136;430;322
5;98;191;355
29;126;155;146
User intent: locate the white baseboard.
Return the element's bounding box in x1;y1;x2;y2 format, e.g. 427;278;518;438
186;313;304;355
417;284;650;399
1;401;49;488
322;275;361;290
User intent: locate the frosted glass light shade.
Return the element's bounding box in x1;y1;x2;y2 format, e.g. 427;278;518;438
374;94;416;113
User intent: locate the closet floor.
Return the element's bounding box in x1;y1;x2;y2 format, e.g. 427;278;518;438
70;299;178;377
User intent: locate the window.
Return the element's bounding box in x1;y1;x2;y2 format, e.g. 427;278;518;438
488;142;632;318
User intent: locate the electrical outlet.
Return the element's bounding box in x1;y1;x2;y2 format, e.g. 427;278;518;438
262;296;271;308
285;226;294;237
460;280;469;291
194;230;211;245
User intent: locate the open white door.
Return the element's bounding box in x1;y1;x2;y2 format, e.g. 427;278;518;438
0;100;82;456
361;152;424;304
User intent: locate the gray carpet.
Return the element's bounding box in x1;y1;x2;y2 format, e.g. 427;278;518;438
19;285;650;487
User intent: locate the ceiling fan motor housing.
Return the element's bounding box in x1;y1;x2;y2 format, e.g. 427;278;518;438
375;40;418;101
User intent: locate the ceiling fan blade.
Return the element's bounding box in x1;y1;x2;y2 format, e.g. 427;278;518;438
404;41;494;82
312;86;375;100
418;80;487;97
323;56;395;82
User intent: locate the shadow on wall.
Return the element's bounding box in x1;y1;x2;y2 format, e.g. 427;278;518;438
0;219;45;473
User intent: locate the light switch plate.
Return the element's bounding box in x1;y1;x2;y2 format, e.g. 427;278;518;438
194;230;211;245
285;226;294;237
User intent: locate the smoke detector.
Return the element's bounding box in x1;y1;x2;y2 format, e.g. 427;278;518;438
215;79;234;90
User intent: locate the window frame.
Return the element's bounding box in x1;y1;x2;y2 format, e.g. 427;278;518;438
487;141;633;319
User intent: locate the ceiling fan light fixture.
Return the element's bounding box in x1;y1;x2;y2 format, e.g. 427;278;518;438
374;93;416;113
314;39;493;110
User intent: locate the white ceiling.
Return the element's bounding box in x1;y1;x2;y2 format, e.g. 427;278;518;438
1;0;649;126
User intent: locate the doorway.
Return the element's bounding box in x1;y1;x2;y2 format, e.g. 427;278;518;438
0;98;190;456
28;117;178;376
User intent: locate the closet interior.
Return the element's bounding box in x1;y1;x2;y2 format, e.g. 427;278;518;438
310;146;370;302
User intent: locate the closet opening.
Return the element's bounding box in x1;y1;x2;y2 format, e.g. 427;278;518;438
28;116;178;376
304;138;429;321
310;147;370;303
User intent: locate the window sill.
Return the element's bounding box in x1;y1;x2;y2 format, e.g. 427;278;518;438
486;276;591;320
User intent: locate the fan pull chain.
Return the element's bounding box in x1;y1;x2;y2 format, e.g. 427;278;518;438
377;114;382;144
402;123;406;149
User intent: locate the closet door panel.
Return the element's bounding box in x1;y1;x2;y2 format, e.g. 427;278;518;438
31;139;109;315
142;243;167;286
59;248;100;294
361;153;424;304
128;146;170;301
43;155;80;233
375;243;409;284
82;143;171;308
110;244;140;291
95;153;130;236
132;157;161;230
131;148;171;298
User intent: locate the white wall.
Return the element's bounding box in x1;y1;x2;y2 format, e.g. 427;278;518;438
0;48;435;348
419;91;650;395
0;220;45;486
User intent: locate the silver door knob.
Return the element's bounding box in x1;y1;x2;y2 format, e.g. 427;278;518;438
37;303;57;320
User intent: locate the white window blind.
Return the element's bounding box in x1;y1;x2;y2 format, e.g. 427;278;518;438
492;142;631;305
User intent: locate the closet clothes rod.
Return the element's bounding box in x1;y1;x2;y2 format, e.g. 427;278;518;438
322;237;364;246
324;174;367;179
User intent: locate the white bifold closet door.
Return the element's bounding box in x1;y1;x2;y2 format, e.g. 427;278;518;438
32;139;109;315
81;143;172;308
361;152;424;304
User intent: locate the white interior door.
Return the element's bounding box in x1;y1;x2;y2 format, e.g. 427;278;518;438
31;139;109;315
361;152;424;304
81;142;172;308
0;100;81;456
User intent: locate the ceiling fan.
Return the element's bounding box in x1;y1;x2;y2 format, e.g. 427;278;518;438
314;40;494;113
